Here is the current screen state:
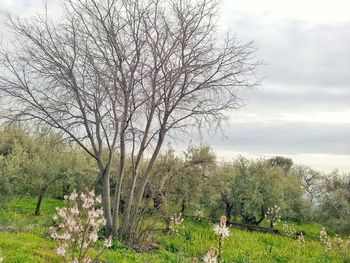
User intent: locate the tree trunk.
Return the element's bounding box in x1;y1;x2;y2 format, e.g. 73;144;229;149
35;176;60;215
225;202;234;223
119;172;138;238
126;131;165;238
120;107;155;238
112;110;129;237
256;206;265;225
100;164;113;237
34;188;46;216
181;197;186;214
164;216;172;234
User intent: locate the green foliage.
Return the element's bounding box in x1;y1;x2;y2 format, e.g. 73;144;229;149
0;124;348;261
267;156;293;174
210;157;312;225
0;198;348;262
0;125;97;201
318;171;350;233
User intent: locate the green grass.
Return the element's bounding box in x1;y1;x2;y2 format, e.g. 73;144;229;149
0;198;349;262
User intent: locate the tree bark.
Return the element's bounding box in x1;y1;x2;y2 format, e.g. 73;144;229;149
34;188;46;216
112;116;128;236
224;202;234;223
97;161;113;237
35;177;60;215
126;130;165;237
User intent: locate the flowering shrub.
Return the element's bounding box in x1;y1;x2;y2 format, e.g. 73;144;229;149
265;205;281;229
49;190;112;262
0;250;3;263
320;227;350;256
169;213;184;234
320;227;332;251
282;222;296;238
193;210;204;221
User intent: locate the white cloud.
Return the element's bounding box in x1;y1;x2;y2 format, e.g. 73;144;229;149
222;0;350;24
0;0;15;9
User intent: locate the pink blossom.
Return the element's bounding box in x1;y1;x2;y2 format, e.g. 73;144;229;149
51;190;106;261
95;195;102;204
57;246;66;256
89;233;98;242
70;205;79;215
69;191;78;201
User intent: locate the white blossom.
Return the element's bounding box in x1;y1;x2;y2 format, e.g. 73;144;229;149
57;246;66;256
213;224;230;238
104;236;113;248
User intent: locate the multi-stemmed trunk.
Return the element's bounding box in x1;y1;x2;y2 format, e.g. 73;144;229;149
118;105;156;239
126;130;166;238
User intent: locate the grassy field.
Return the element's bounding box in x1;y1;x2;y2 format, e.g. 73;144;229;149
0;198;348;262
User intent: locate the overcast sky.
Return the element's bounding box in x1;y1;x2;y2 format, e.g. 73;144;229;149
1;0;349;172
215;0;350;172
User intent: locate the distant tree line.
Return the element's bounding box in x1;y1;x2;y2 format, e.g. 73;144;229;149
0;125;349;235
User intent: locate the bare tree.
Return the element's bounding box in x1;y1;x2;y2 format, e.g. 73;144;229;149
0;2;120;236
118;0;258;240
0;0;258;243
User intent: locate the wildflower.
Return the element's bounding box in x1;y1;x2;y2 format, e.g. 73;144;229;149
61;232;71;240
57;245;66;256
50;190;107;261
57;207;67;219
95;195;102;204
104;236;112;248
203;247;217;263
169;213;184;234
320;227;332;251
215;216;229;263
282;223;296;238
69;191;78;201
70;205;79;216
213;216;230;238
333;235;346;250
89;232;99;242
320;227;328;242
194;210;204;221
266;206;281;229
298;232;305;247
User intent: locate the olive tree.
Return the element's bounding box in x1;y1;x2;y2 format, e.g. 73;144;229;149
319;171;350;233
